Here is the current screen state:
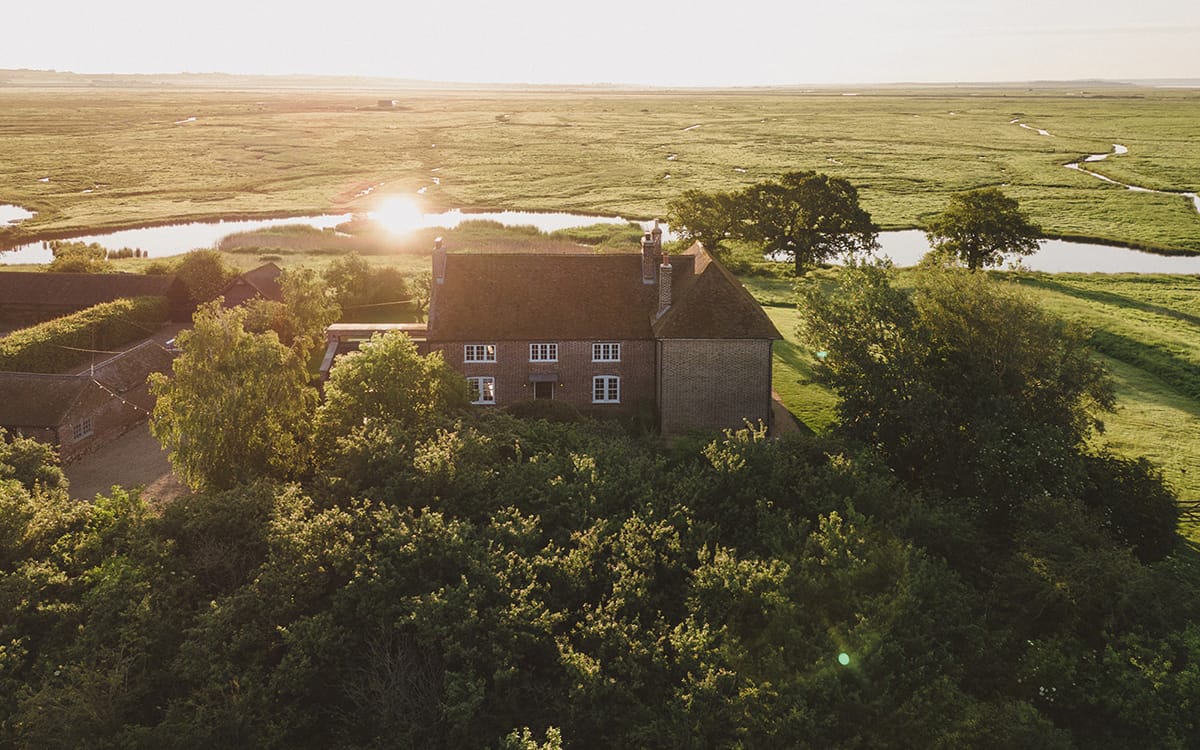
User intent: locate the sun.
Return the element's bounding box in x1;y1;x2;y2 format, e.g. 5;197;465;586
370;196;424;235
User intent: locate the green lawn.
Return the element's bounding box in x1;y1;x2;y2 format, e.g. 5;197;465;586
741;266;1200;539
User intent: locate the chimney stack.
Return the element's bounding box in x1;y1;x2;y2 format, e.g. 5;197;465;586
657;253;673;317
641;230;659;284
433;237;446;285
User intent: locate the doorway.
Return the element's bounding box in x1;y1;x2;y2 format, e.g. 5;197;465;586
534;380;554;400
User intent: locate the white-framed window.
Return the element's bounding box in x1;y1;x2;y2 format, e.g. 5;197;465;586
592;342;621;362
529;343;558;362
72;417;93;441
592;376;620;404
464;344;496;363
467;376;496;405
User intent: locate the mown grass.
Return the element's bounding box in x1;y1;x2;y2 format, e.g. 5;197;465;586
2;86;1198;254
741;266;1200;533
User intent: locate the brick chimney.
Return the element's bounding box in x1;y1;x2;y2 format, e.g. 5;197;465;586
657;253;672;317
641;231;659;284
432;236;446;285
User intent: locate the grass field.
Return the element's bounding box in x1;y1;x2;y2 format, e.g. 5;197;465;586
740;267;1200;538
2;85;1198;253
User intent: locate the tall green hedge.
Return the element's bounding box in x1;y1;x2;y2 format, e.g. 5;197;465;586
0;296;169;373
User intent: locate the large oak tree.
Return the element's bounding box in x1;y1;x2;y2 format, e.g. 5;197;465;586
924;187;1042;270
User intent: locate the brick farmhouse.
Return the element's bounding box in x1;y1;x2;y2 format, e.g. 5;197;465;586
424;227;781;433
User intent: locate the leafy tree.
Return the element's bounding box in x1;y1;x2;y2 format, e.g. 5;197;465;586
799;263;1115;505
47;241;111;273
665;189;742;254
0;429;66;492
149;302;317;490
322;253;411;322
174;249;233;304
742;171;877;273
410;271;432;320
244;267;341;357
314;331;468;459
925;187;1042;271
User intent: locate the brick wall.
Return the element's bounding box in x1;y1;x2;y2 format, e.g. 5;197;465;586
432;339;656;416
658;339;774;434
57;382;152;463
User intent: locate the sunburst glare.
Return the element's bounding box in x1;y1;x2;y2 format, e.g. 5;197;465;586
370;196;425;235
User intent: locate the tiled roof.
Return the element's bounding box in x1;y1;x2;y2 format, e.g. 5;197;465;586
92;340;174;394
0;373;88;427
653;245;782;340
0;340;173;428
0;272;177;307
429;253;662;341
222;262;282;302
427;243;779;342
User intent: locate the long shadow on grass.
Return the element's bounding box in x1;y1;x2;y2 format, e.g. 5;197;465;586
1091;330;1200;402
1017;276;1200;329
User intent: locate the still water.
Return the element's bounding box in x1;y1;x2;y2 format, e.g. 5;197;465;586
2;211;1198;275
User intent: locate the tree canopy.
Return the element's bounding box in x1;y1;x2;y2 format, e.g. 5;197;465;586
799;262;1116;507
665;172;877;272
149;302;318;490
924;187;1042;270
1;261;1192;748
741;171;878;272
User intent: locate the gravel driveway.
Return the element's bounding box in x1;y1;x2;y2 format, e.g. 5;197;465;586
64;421;186;505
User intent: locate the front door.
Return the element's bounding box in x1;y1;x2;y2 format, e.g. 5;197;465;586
534;381;554;400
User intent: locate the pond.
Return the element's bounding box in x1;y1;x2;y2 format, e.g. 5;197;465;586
2;210;1198;275
0;204;36;226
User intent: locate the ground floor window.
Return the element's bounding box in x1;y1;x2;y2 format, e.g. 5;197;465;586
72;417;93;441
468;376;496;404
592;376;620;403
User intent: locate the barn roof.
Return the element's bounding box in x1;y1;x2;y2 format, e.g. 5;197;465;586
0;373;89;428
0;272;178;307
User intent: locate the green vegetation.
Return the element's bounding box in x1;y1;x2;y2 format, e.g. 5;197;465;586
924;187;1041;270
3;308;1198;745
670;171;877;272
1;86;1198;254
149;302;318;490
0;296;168;372
738;265;1200;516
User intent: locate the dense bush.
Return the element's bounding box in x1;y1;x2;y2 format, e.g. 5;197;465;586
1;265;1191;748
0;296;168;372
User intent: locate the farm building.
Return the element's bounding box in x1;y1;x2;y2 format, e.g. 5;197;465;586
0;271;190;329
423;228;781;433
0;340;174;461
220;262;283;308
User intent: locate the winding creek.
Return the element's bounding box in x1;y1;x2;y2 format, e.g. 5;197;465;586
1012;119;1200;216
1;209;1198;274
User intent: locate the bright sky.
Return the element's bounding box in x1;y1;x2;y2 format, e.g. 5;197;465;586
6;0;1199;85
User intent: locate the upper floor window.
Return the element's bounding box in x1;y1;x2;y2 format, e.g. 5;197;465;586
464;344;496;363
593;376;620;403
467;376;496;404
592;343;621;362
529;343;558;362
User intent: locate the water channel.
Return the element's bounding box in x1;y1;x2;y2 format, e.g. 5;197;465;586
2;209;1198;274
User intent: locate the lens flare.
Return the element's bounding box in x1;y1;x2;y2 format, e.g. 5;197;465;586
371;196;424;235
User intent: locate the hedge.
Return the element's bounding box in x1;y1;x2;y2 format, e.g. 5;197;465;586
0;296;169;373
